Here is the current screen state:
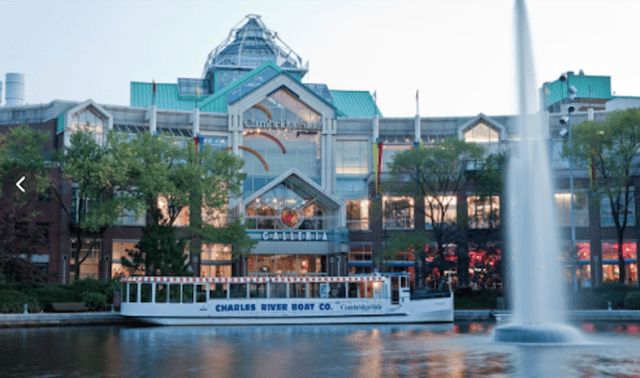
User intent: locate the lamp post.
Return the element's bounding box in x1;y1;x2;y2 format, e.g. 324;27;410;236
559;72;578;292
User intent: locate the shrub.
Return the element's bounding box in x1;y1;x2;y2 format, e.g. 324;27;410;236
0;290;42;313
33;285;77;310
624;292;640;310
81;292;108;311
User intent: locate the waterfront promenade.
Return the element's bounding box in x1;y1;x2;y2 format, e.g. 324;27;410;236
2;310;640;328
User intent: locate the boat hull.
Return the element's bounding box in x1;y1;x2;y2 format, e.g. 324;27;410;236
121;297;453;326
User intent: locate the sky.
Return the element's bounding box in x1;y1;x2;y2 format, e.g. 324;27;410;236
1;0;640;117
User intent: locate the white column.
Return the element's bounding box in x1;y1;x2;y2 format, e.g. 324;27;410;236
588;108;594;121
190;107;200;136
146;105;157;135
414;115;421;144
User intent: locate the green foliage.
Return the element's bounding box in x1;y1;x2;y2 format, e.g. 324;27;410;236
0;290;41;313
570;284;635;309
121;132;253;269
123;219;191;276
564;109;640;283
453;288;505;310
0;125;51;202
624;291;640;310
0;256;46;284
381;230;430;265
80;291;108;311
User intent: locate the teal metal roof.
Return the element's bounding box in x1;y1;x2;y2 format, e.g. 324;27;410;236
56;113;65;134
130;82;204;111
329;90;382;118
543;74;612;107
197;60;284;113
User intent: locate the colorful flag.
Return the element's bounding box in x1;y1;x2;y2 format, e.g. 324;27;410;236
373;141;379;196
152;80;157;106
195;84;200;97
377;139;383;195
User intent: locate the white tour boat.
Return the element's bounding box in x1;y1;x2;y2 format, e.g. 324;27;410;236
118;273;453;326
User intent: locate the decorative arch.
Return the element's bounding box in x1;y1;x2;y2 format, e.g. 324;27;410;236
225;145;269;171
243;131;287;154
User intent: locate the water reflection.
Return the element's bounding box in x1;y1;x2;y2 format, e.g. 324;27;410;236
3;323;640;377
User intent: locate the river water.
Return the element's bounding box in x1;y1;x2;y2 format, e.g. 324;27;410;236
2;322;640;377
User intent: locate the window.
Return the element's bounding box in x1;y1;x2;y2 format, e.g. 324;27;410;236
555;192;589;227
140;283;152;303
464;122;499;143
111;241;144;277
600;192;635;227
382;145;411;172
229;283;248;299
425;196;457;229
247;255;325;276
270;283;288;298
209;284;227;299
349;244;372;262
383;196;414;229
70;240;101;280
336;141;369;174
158;195;189;227
35;223;49;245
69;108;107;145
467;196;500;229
346;200;369;231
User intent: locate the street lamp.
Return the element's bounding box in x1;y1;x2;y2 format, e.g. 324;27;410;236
559;72;578;292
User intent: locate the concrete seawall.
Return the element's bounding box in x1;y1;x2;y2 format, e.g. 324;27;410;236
0;312;134;328
455;310;640;322
1;311;640;328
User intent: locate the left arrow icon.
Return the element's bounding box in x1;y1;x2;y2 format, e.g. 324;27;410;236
16;176;26;193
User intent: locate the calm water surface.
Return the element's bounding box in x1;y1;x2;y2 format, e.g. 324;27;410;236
2;322;640;377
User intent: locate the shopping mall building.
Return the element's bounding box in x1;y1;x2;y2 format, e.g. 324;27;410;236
2;15;640;287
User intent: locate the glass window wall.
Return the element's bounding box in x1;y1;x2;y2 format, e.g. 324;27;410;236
383;196;414;229
555;192;589;227
425;196;456;229
467;195;500;229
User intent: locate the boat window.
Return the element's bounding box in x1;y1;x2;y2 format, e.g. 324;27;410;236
140;283;152;303
373;281;382;298
182;284;194;303
169;284;181;303
290;283;307;298
359;282;373;298
348;283;358;298
229;283;248;299
128;283;138;303
308;283;319;298
156;284;168;303
121;282;128;303
329;283;346;298
209;284;227;299
270;283;287;298
196;285;207;302
250;283;267;298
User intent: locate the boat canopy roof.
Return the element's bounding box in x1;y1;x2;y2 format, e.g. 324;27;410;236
119;276;384;284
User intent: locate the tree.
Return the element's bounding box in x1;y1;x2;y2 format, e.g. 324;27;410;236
0;126;51;280
563;108;640;284
52;130;134;280
121;132;255;276
388;137;488;287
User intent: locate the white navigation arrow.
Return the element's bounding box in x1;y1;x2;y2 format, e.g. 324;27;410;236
16;176;26;193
